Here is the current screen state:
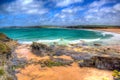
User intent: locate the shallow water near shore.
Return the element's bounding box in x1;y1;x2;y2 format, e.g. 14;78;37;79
0;28;120;45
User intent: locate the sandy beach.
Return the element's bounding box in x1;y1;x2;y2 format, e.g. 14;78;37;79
93;28;120;34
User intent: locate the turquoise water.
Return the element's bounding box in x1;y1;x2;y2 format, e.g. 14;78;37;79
0;28;114;44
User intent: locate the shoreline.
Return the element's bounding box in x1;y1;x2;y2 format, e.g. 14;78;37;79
0;28;120;80
3;32;119;80
92;28;120;34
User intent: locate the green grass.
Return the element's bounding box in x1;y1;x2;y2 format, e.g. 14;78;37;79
0;42;10;53
0;69;5;76
40;60;65;67
112;70;120;80
0;33;9;41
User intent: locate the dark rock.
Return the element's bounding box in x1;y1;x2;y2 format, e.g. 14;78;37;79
79;55;120;70
94;43;101;46
55;50;66;56
71;53;93;60
31;42;53;56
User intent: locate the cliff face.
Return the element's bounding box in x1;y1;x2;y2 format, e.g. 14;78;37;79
0;33;17;80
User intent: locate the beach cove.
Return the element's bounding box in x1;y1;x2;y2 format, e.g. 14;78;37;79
0;28;120;45
0;28;120;80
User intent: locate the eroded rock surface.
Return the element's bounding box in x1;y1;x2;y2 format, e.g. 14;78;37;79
31;42;120;71
0;33;17;80
79;55;120;70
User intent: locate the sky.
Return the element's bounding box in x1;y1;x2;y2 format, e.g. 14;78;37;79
0;0;120;27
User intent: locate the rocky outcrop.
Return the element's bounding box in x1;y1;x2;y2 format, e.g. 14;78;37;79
0;33;17;80
79;55;120;71
0;33;11;42
31;42;53;56
31;42;120;71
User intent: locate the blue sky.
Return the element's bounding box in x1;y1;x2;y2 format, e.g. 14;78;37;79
0;0;120;27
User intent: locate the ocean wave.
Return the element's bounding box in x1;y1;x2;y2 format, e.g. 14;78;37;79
18;38;101;45
99;31;120;45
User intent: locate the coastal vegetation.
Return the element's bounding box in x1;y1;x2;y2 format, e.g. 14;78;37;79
0;33;17;80
1;25;120;29
0;33;11;42
0;69;5;76
112;70;120;80
0;42;10;54
39;59;70;67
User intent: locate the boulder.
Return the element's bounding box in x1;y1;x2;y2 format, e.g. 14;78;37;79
79;55;120;70
31;42;53;56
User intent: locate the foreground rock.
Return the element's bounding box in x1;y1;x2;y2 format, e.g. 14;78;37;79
31;42;120;71
0;33;17;80
15;44;113;80
79;55;120;70
31;42;53;56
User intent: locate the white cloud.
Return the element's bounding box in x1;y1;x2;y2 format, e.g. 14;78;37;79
62;7;83;13
55;0;83;7
113;3;120;11
55;6;84;18
0;0;120;26
53;1;120;25
89;0;106;8
89;0;116;8
84;3;120;25
2;0;48;15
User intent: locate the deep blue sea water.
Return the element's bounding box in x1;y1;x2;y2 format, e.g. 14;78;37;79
0;28;119;45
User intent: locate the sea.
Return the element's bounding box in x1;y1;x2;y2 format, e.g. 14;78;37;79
0;28;120;45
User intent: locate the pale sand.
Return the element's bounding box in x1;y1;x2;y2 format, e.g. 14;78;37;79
15;45;113;80
93;29;120;34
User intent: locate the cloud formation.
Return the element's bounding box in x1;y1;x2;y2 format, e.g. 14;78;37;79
0;0;120;26
1;0;48;14
55;0;83;7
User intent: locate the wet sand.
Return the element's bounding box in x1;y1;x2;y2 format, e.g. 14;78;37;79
15;45;113;80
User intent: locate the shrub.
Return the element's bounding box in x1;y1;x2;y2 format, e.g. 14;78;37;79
0;33;10;42
112;70;120;80
40;60;64;67
0;69;5;76
0;42;10;53
6;76;13;80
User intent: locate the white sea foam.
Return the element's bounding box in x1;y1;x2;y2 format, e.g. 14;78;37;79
99;31;120;45
18;41;33;44
19;38;101;45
